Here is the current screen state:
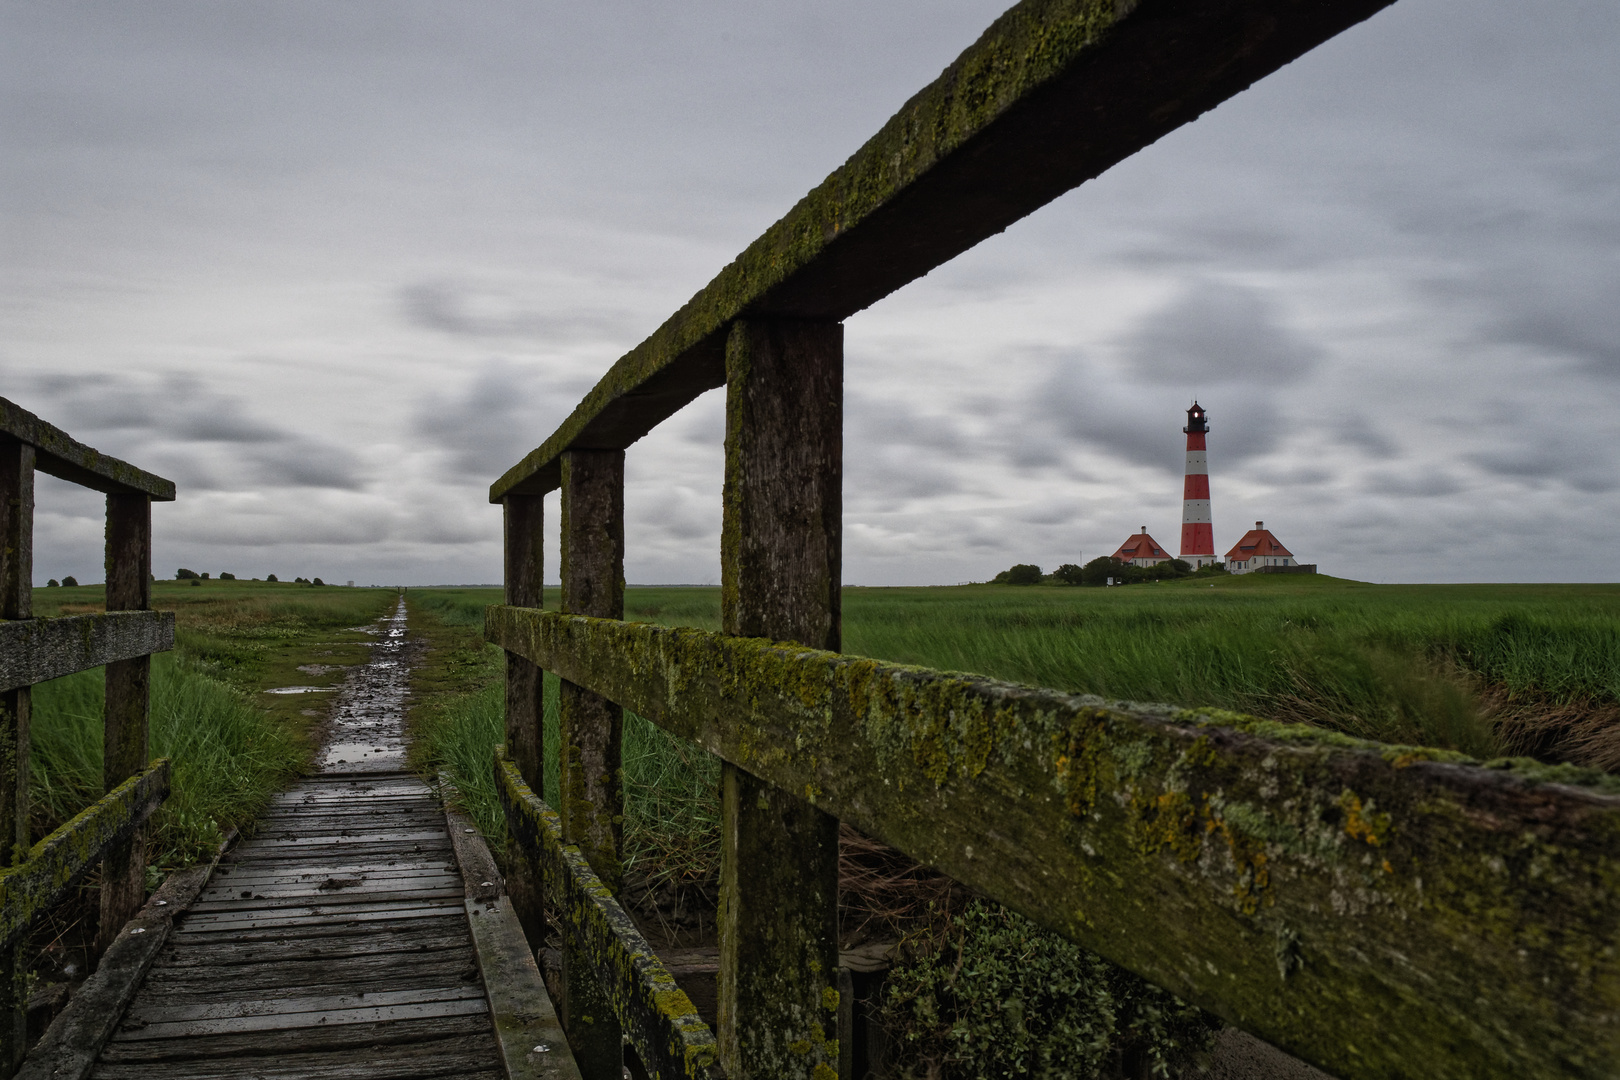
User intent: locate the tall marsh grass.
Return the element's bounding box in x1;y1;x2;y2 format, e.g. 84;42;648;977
30;653;305;866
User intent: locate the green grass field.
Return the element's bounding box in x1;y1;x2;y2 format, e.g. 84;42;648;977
405;575;1620;886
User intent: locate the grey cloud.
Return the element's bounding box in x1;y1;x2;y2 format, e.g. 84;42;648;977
17;374;366;490
400;282;635;343
1031;352;1290;473
1121;280;1323;387
412;359;563;479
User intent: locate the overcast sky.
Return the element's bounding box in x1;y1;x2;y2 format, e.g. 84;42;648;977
5;1;1617;587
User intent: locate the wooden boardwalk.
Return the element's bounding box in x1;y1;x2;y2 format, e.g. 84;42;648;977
92;600;507;1080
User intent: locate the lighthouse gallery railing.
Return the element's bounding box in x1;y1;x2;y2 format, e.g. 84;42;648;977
483;3;1620;1079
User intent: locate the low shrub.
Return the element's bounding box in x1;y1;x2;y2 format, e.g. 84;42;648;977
882;900;1219;1079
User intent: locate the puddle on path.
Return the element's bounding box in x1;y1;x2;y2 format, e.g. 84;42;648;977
263;686;334;695
317;596;411;773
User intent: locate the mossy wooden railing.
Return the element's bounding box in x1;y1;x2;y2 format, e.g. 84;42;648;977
478;2;1620;1079
0;396;175;1072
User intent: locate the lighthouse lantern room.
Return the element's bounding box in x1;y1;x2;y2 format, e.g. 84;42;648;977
1179;401;1217;568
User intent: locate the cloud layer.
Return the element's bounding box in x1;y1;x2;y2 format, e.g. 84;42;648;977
5;0;1618;586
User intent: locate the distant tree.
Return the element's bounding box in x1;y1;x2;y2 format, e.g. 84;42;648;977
311;577;326;587
176;568;199;579
200;572;210;580
61;575;79;587
1192;561;1228;575
219;571;236;581
266;574;279;582
1080;556;1134;587
294;576;309;584
46;579;59;588
992;564;1043;586
1052;563;1084;586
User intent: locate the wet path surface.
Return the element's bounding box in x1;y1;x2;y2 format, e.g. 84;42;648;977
93;597;504;1080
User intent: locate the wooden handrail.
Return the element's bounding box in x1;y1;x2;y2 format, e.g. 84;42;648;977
0;611;175;692
496;752;724;1080
490;0;1394;502
488;605;1620;1080
0;759;170;954
0;398;174;501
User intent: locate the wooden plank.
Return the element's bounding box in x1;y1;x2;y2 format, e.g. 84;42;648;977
111;996;489;1040
151;926;473;965
0;397;174;499
90;1033;502;1080
497;757;720;1080
143;954;480;995
174;905;463;934
0;611;175;692
489;607;1620;1080
188;885;465;911
0;759;169;952
153;923;472;957
489;0;1394;500
465;896;582;1080
94;1013;493;1062
124;985;486;1025
17;860;215;1080
716;319;842;1080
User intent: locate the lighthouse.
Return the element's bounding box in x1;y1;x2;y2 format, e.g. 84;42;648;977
1180;402;1217;568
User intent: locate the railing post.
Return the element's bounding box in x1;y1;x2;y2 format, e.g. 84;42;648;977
557;449;626;1079
718;318;843;1080
97;492;152;956
502;493;547;945
0;441;33;1069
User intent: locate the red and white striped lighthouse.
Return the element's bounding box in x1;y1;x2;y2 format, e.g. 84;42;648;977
1180;401;1217;568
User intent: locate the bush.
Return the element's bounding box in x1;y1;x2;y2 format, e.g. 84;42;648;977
312;577;326;587
175;568;200;580
294;577;309;584
200;572;209;580
189;578;201;587
266;574;278;582
992;564;1043;586
882;900;1219;1079
1080;557;1135;587
45;579;59;588
60;575;79;588
1193;561;1228;575
218;572;236;581
1052;563;1084;586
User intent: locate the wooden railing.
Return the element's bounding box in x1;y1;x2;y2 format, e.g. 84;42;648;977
0;397;174;1071
485;3;1620;1079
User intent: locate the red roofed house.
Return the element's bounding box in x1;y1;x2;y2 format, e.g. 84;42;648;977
1112;527;1173;568
1225;522;1298;574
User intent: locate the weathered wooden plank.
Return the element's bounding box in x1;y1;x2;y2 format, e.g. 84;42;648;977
490;0;1394;500
489;606;1620;1080
194;882;464;907
150;928;474;965
0;759;169;952
174;904;462;934
125;985;486;1025
716;319;842;1080
112;996;489;1040
94;1013;493;1062
497;754;721;1080
465;896;582;1080
143;954;480;995
18;860;215;1080
0;397;174;500
0;611;175;692
201;865;457;888
90;1033;502;1080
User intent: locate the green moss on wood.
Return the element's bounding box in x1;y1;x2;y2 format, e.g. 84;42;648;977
0;759;169;951
496;752;722;1080
488;604;1620;1080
